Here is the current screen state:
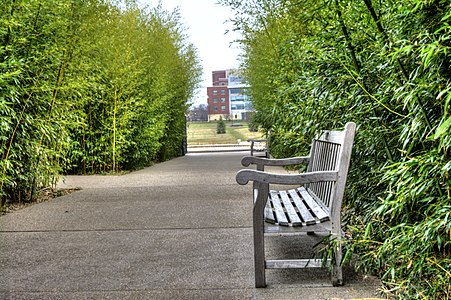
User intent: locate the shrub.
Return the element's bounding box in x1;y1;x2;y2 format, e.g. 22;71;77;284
216;117;226;134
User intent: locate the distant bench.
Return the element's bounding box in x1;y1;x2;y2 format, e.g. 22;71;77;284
247;138;268;158
237;122;356;287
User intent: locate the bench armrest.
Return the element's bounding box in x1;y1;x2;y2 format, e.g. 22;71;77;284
241;156;310;167
247;138;267;143
236;169;338;186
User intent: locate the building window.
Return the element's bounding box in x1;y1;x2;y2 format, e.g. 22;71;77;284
213;106;218;111
221;97;225;102
213;90;218;95
231;95;245;101
229;88;242;94
221;89;225;95
231;104;245;110
213;98;218;103
221;105;226;110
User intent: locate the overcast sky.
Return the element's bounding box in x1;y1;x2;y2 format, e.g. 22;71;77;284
143;0;242;105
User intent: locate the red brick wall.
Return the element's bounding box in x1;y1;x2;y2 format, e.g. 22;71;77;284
212;70;226;86
207;86;229;115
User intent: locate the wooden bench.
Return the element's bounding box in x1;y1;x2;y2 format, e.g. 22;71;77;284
247;138;269;157
236;122;356;287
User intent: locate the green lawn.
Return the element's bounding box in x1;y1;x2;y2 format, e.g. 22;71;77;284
187;121;264;145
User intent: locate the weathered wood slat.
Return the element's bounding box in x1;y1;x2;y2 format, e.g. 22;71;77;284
236;170;338;186
266;259;330;269
264;198;276;224
279;190;302;226
256;188;276;223
265;222;330;234
310;140;340;172
298;187;330;222
318;129;346;144
288;189;316;225
265;187;330;226
241;156;310;168
269;191;288;226
307;188;330;215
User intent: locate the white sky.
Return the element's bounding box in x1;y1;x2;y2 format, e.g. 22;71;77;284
142;0;242;105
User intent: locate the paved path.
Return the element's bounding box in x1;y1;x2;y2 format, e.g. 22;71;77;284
0;151;383;299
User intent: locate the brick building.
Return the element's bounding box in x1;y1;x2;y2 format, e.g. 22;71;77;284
207;70;229;121
207;70;252;121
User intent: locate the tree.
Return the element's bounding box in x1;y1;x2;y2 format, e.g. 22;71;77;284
216;117;226;134
189;104;208;121
1;0;202;205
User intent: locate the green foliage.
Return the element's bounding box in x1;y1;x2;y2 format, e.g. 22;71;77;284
248;113;259;132
1;1;201;204
220;0;450;298
216;117;226;134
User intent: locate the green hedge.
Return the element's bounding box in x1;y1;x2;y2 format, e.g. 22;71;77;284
220;0;450;298
1;1;201;203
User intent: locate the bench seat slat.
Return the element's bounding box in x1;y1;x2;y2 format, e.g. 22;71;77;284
255;188;276;224
264;188;331;226
297;187;329;222
265;199;276;224
269;191;289;226
264;188;330;226
279;190;302;226
307;187;330;215
288;189;316;225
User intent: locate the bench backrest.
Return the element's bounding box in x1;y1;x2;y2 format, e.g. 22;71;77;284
306;122;356;210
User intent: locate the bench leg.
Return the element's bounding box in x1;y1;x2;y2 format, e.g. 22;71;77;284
253;207;266;288
253;183;269;288
332;239;343;286
254;223;266;288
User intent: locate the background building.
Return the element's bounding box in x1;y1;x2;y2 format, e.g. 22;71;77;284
207;70;252;121
212;70;228;86
228;74;252;121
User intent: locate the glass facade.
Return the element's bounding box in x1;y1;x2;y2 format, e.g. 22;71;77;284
231;104;245;110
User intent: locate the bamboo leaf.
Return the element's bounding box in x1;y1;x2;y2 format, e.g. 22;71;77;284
434;117;451;139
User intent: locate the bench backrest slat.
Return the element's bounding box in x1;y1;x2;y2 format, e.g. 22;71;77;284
306;123;355;209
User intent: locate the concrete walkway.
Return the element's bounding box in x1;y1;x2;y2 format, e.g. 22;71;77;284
0;151;383;300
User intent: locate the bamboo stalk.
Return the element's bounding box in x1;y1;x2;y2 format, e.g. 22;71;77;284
113;88;117;173
3;0;16;47
335;1;361;73
0;84;37;198
361;0;433;131
335;0;394;162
